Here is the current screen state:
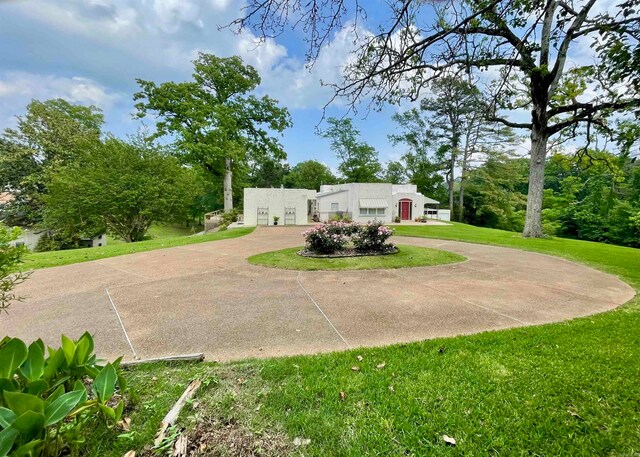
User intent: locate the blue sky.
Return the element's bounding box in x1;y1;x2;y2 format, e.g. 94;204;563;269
0;0;411;170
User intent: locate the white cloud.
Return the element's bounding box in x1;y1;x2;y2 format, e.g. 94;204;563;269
0;72;118;106
235;31;288;74
152;0;204;33
0;72;120;127
255;24;366;109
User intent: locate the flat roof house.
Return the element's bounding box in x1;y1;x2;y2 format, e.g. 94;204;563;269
243;183;449;226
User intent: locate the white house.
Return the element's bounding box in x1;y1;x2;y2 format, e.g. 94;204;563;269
243;187;316;226
243;183;449;226
316;183;449;223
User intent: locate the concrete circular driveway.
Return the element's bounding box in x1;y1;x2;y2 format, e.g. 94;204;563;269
2;227;635;362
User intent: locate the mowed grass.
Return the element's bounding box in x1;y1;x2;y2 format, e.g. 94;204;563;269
21;227;254;271
247;245;465;270
106;223;204;246
81;223;640;456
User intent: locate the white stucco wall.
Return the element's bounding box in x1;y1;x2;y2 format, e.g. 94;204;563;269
392;192;426;221
243;188;315;226
10;229;44;251
316;187;349;219
436;209;451;221
316;183;394;223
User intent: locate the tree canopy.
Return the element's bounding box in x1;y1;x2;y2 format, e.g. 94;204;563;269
44;138;200;243
285;160;336;190
134;53;292;211
320;117;382;182
0;99;103;226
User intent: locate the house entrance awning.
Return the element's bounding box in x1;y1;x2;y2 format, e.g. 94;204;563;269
359;198;389;208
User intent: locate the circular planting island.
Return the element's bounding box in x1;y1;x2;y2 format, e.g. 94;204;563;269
247;245;466;271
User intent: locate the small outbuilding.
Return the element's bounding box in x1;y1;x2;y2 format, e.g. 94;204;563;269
243;187;316;226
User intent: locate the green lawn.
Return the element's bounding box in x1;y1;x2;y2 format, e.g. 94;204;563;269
79;223;640;456
248;245;465;270
21;227;253;271
106;223;204;246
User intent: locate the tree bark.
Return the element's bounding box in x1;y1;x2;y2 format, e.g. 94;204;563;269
522;127;548;237
449;152;455;216
223;157;233;211
458;163;466;222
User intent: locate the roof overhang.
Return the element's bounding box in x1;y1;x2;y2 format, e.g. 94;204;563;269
359;198;389;208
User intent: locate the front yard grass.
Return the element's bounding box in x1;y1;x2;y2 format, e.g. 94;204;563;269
21;227;254;271
247;245;465;270
83;223;640;456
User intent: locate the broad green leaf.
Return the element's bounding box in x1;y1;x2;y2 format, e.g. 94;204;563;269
45;385;65;405
0;339;28;379
9;410;45;442
3;392;44;417
9;438;42;456
112;355;123;369
32;340;45;356
43;349;64;382
73;380;85;394
60;335;76;365
44;390;85;426
0;407;16;429
0;378;18;397
19;341;45;382
114;400;124;422
117;373;128;393
0;427;19;457
84;365;99;379
74;333;93;366
98;403;115;421
93;363;116;403
25;380;48;396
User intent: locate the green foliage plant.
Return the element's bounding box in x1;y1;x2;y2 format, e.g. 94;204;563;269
0;333;126;456
0;225;29;314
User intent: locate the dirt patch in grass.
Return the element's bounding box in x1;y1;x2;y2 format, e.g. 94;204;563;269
171;417;293;456
136;416;292;457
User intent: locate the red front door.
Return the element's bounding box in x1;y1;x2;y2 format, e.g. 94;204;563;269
400;200;412;220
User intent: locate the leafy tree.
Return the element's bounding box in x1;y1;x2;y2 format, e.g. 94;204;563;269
542;150;640;246
285;160;336;190
464;154;529;231
237;0;640;237
320;117;381;182
383;161;407;184
420;76;484;215
0;224;29;314
247;157;290;188
0;99;103;226
389;108;448;205
134;53;291;211
44;138;201;242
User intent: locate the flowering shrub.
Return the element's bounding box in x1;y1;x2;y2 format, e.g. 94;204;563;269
303;220;395;254
302;223;350;254
325;220;360;236
352;220;395;252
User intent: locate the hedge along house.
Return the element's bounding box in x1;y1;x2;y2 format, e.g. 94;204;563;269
243;183;449;226
243;187;317;226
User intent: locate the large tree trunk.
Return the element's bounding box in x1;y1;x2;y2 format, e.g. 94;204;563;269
458;144;469;221
522;127;548;238
448;152;455;216
458;165;466;222
223;157;233;211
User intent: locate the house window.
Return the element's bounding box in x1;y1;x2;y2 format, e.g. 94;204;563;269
331;202;339;211
359;208;385;216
